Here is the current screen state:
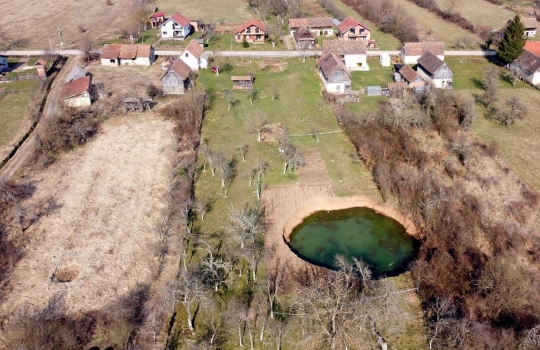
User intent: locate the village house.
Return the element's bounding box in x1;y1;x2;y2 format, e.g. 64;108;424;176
336;16;371;42
162;58;194;94
161;12;192;39
500;17;538;38
316;51;351;94
397;64;425;88
61;75;92;107
288;18;334;37
400;42;444;64
65;66;88;83
322;40;368;71
416;51;453;88
99;44;155;67
180;40;208;71
231;74;254;89
234;18;266;43
510;43;540;85
149;12;165;28
293;27;317;49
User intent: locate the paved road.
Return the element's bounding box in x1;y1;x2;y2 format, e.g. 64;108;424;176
1;49;498;58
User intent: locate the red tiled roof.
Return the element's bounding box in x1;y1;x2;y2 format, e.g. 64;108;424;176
398;64;419;83
234;18;266;34
317;51;350;79
168;58;192;80
322;40;366;55
289;18;333;29
525;41;540;56
402;41;444;56
150;11;165;19
119;45;138;59
184;40;204;59
99;44;152;60
337;16;371;33
34;59;47;66
61;75;91;99
170;12;191;27
136;44;152;57
100;44;122;59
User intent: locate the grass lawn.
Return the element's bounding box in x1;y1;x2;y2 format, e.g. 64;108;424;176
155;0;253;24
205;34;286;51
433;0;514;29
351;58;394;89
391;0;482;48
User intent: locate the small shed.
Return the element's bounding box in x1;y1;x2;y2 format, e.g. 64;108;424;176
34;59;47;78
380;53;390;67
123;97;152;113
231;74;254;90
367;86;382;96
162;57;194;94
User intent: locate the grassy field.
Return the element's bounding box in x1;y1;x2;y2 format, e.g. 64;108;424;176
205;34;287;51
391;0;482;48
433;0;514;29
351;58;394;89
155;0;253;25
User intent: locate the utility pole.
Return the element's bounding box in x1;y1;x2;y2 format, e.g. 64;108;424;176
47;37;53;52
57;26;64;47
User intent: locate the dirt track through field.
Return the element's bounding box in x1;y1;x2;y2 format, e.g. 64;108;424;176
0;115;175;321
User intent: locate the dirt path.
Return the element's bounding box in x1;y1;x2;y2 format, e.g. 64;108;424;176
0;115;176;325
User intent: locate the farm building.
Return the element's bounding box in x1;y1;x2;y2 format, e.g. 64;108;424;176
400;42;444;64
123;97;152;113
500;17;538;38
161;12;192;39
336;16;371;42
162;58;194;94
61;75;92;107
397;64;425;88
293;27;317;49
316;51;351;94
0;55;8;73
65;66;88;83
288;18;334;37
510;49;540;85
416;51;453;88
180;40;208;71
234;18;266;43
149;12;165;28
231;74;254;90
380;53;390;67
34;59;47;78
322;40;368;71
99;44;155;67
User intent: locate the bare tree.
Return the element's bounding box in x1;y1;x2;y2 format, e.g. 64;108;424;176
272;85;280;101
427;297;456;349
247;111;269;142
223;89;239;111
198;238;235;292
217;156;235;196
520;325;540;350
194;195;213;221
481;66;499;107
237;143;248;162
225;205;264;250
265;257;285;319
249;88;258;105
177;267;208;331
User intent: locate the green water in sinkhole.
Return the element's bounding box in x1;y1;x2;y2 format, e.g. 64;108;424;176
289;207;419;277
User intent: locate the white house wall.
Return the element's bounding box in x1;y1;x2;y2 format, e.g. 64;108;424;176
344;54;369;71
403;55;445;64
180;52;200;71
100;58;119;67
64;94;91;107
135;57;152;66
530;72;540;85
161;21;190;39
318;70;347;94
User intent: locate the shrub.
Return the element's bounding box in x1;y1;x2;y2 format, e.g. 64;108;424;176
146;83;163;99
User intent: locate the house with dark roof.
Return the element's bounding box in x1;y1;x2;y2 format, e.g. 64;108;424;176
288;18;334;37
510;49;540;85
416;51;453;88
234;18;266;43
61;75;92;107
180;40;208;71
162;58;194;94
400;42;444;64
149;12;165;28
398;64;425;88
161;12;192;39
293;26;317;49
337;16;371;42
322;40;368;71
500;17;537;38
65;66;88;83
99;44;155;67
316;51;351;94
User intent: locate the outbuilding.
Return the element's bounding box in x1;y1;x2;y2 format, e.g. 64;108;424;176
231;74;254;89
416;51;453;88
161;58;194;94
316;51;351;94
61;75;92;107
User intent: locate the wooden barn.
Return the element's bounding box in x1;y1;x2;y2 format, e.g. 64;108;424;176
293;26;317;49
416;51;453;89
316;51;351;94
231;74;254;89
161;58;194;94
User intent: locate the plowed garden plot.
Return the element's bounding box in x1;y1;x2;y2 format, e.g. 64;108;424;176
0;115;176;322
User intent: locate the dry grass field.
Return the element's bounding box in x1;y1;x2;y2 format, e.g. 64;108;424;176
433;0;515;29
155;0;252;24
0;114;176;326
391;0;482;47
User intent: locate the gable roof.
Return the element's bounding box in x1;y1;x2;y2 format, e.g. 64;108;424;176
317;51;351;79
522;17;538;30
99;44;153;60
167;12;191;27
119;45;138;59
398;64;419;83
294;26;317;41
234;18;266;34
184;40;204;59
150;11;165;19
166;58;192;80
514;49;540;75
417;51;448;75
403;41;444;56
322;40;366;55
289;17;333;29
61;75;91;99
336;16;371;33
100;44;122;59
525;41;540;56
65;66;88;83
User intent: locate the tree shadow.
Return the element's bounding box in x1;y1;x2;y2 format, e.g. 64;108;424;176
471;77;485;90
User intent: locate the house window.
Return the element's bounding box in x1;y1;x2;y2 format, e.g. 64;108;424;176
350;28;355;34
356;62;362;67
110;59;115;63
255;27;260;33
185;53;189;57
324;31;327;35
163;31;168;35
